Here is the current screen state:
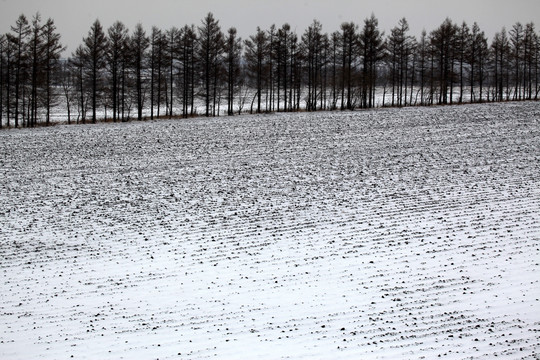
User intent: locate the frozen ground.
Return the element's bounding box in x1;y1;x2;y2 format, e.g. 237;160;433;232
1;102;539;359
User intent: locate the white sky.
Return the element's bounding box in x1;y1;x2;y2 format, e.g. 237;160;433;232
1;0;540;56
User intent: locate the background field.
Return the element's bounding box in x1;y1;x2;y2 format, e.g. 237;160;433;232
1;102;539;359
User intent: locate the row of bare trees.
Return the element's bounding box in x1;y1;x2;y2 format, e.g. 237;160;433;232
0;14;63;128
1;13;540;127
63;13;242;123
384;18;540;106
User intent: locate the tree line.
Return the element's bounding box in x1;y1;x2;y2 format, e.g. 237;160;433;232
1;12;539;128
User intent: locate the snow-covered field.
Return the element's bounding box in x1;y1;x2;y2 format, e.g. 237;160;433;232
1;102;539;359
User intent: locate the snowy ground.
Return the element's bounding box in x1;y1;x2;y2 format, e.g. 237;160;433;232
1;102;539;359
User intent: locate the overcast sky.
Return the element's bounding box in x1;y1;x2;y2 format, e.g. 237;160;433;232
2;0;540;55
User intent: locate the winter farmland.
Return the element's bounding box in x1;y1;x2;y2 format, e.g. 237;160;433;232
1;102;539;359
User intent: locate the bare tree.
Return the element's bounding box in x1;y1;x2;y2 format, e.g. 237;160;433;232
388;18;415;106
0;35;5;128
522;23;537;99
302;20;326;111
198;13;224;117
277;23;292;111
83;19;108;123
328;31;341;109
224;27;242;116
165;27;180;118
70;45;88;123
149;26;159;120
179;25;198;118
491;28;511;101
148;27;168;119
244;27;269;113
28;13;44;127
417;30;429;105
60;59;75;124
430;18;458;104
359;14;385;108
510;22;524;100
468;23;488;102
339;22;357;110
11;14;30;127
130;23;149;120
456;22;470;103
42;18;64;125
107;21;128;122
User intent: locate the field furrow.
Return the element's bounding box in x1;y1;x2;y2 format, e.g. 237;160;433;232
1;102;539;359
